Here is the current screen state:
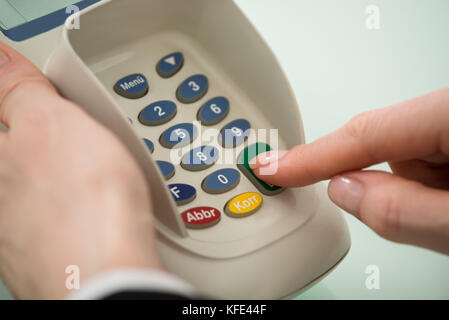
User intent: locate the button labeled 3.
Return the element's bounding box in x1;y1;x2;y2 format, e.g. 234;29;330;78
177;74;209;104
225;192;263;218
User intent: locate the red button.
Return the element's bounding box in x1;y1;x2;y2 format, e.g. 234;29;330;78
181;207;221;229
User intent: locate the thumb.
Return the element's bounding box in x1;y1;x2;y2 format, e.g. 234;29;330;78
328;171;449;255
0;42;59;131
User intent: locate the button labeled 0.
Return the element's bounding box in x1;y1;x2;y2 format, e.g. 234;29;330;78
181;207;221;229
225;192;263;218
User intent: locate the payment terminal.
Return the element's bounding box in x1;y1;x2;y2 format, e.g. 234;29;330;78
0;0;350;299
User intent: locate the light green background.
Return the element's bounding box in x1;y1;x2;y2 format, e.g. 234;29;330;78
1;0;449;299
0;0;77;29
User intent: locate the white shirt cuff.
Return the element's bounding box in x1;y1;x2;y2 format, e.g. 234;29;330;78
65;269;196;300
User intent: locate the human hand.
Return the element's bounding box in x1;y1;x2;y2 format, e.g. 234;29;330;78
0;43;161;299
251;88;449;255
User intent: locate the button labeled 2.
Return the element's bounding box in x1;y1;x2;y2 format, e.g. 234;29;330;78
225;192;263;218
139;100;177;126
181;207;221;229
177;74;209;104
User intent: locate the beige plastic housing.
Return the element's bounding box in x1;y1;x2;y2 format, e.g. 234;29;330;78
43;0;350;299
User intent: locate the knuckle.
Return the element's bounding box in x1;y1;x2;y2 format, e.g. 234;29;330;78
343;111;376;141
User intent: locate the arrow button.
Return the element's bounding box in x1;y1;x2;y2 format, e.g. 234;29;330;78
157;52;184;78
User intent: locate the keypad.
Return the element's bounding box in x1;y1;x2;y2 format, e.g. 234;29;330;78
114;73;149;99
156;52;184;78
176;74;209;104
112;51;290;230
197;97;230;126
139;100;177;126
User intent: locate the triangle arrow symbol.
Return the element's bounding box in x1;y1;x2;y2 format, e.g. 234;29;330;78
164;56;176;66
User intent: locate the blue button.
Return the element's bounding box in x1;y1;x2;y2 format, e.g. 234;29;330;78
219;119;251;148
176;74;209;104
143;138;154;153
114;73;149;99
156;161;176;180
160;123;198;149
169;184;197;206
181;146;219;172
202;168;241;194
139;100;177;126
197;97;230;126
156;52;184;78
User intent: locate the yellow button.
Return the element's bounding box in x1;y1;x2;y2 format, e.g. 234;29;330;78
225;192;263;218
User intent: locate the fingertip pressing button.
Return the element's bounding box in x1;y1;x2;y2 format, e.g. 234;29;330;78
177;74;209;104
114;73;149;99
157;52;184;78
169;184;197;206
225;192;263;218
237;143;285;195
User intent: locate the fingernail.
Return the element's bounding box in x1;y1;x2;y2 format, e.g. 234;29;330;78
328;175;364;215
0;49;10;68
249;150;289;170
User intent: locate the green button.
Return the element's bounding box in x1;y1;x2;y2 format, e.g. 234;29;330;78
237;143;285;196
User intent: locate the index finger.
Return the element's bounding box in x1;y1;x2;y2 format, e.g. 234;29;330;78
251;87;449;187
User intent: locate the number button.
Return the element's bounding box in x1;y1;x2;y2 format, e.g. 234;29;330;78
169;184;197;206
202;168;240;194
156;52;184;78
225;192;263;218
237;143;285;195
219;119;251;148
176;74;209;104
160;123;198;149
197;97;230;126
156;161;176;180
181;146;219;172
143;138;154;153
139;100;177;126
114;73;149;99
